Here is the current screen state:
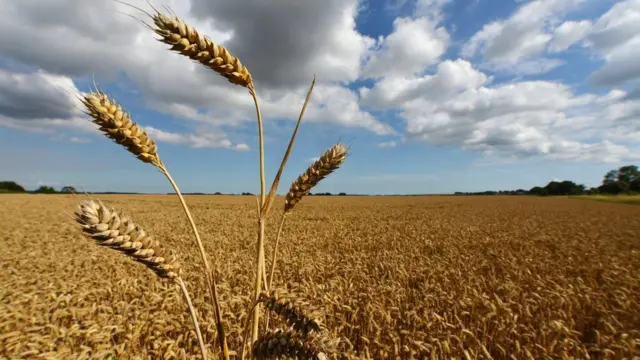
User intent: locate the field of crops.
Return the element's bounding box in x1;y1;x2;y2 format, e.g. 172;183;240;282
1;194;639;359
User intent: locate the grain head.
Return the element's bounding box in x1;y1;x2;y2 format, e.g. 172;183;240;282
259;292;323;336
252;330;329;360
81;90;162;167
151;10;253;89
285;143;348;212
75;199;180;279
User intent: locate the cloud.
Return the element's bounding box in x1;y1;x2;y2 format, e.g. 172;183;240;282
190;0;374;88
586;0;640;87
360;59;489;109
143;126;249;150
69;136;90;143
377;140;397;148
0;68;97;133
361;16;449;79
398;78;640;163
0;0;389;136
549;20;592;52
461;0;585;74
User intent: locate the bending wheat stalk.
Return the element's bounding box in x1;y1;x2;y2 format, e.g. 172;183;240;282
81;89;228;359
147;8;267;346
268;143;348;291
74;199;208;360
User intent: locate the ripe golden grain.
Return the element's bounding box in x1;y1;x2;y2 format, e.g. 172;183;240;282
259;292;323;336
3;192;640;358
151;11;253;88
285;143;348;213
252;330;329;360
75;199;179;279
82;90;162;167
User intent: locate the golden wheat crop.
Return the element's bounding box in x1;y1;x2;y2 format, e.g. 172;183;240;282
1;194;639;359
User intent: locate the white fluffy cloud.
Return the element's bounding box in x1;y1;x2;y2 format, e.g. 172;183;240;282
549;20;592;52
461;0;585;74
362;16;449;79
1;0;639;165
400;78;640;162
0;0;390;136
144;126;249;150
360;59;488;109
586;0;640;86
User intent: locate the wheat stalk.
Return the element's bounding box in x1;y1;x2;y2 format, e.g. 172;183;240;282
74;199;207;359
267;143;348;294
150;11;252;89
146;7;270;346
81;87;229;360
284;143;348;213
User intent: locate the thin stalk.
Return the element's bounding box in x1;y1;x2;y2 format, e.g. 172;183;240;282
261;76;316;218
210;269;230;359
161;166;229;360
241;299;264;360
267;213;288;291
249;85;266;206
249;83;267;346
161;166;211;271
264;212;287;331
177;277;208;360
251;219;266;345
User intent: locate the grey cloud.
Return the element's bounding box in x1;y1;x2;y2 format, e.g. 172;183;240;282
190;0;370;89
0;69;79;121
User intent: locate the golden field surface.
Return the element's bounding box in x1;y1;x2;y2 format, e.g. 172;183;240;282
1;194;639;359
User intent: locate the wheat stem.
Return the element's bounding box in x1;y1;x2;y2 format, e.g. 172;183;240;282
240;298;263;360
161;166;230;360
251;218;266;346
267;213;288;292
249;83;267;347
261;76;316;218
177;277;208;360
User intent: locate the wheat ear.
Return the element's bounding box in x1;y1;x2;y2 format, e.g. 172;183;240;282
252;330;329;360
146;7;264;351
259;292;323;336
74;199;207;360
150;11;252;88
267;143;348;294
82;90;162;167
81;88;229;360
284;143;348;212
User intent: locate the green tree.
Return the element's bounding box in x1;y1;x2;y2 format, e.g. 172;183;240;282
34;185;57;194
617;165;639;192
0;181;26;193
61;186;77;193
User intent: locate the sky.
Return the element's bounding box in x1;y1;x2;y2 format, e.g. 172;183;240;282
1;0;639;195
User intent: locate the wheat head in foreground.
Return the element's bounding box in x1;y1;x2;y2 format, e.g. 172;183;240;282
284;143;348;213
151;11;253;88
81;90;162;167
252;330;329;360
74;199;209;359
259;292;323;336
75;199;180;279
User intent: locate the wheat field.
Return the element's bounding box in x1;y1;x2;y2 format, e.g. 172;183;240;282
1;194;638;359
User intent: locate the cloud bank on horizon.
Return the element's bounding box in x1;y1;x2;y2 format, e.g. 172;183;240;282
1;0;639;193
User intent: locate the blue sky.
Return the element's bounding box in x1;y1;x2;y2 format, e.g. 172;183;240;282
1;0;639;194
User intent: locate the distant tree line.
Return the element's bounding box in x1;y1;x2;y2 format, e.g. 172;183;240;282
455;165;640;196
0;182;78;194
